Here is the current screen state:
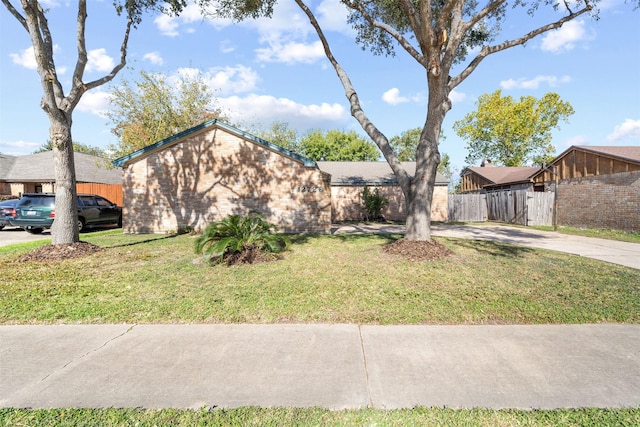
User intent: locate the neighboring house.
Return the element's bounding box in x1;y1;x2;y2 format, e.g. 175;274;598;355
317;161;449;222
531;145;640;232
0;151;123;205
113;120;333;234
459;159;541;193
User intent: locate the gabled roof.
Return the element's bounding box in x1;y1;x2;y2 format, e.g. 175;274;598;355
0;151;121;184
112;119;318;168
462;166;540;185
317;161;449;185
0;154;17;179
553;145;640;164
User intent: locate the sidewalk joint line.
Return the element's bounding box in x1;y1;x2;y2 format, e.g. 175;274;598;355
40;324;138;382
358;324;374;407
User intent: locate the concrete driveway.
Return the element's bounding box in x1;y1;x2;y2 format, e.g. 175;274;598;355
0;227;51;247
331;223;640;270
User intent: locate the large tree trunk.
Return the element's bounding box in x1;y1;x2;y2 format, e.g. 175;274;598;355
49;115;79;244
404;81;450;241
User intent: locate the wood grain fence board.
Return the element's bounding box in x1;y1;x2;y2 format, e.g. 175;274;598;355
76;183;123;206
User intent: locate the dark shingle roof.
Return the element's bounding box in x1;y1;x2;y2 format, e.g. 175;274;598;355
463;166;540;185
317;161;449;185
0;151;121;184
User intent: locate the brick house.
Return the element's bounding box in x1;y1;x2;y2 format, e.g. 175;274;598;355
112;120;332;234
317;161;449;222
531;145;640;232
0;151;122;204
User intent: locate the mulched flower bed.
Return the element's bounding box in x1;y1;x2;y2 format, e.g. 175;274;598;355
16;242;104;263
383;238;453;261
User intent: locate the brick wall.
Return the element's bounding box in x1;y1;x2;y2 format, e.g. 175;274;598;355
330;185;448;222
123;127;332;234
551;170;639;232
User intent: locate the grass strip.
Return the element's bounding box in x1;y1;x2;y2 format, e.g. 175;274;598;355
1;407;639;427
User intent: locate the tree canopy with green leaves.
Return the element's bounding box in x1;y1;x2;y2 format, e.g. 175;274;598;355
108;70;222;159
34;141;108;158
1;0;188;245
454;90;574;167
204;0;629;241
251;121;299;152
298;129;380;161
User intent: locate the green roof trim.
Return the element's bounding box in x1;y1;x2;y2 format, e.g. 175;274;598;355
112;119;318;168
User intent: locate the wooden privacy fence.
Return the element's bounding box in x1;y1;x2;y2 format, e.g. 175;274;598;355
449;190;554;226
76;183;123;206
448;194;487;222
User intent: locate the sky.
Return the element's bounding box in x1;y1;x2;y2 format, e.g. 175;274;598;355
1;0;639;177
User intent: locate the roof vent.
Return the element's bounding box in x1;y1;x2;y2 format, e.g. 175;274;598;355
481;158;493;167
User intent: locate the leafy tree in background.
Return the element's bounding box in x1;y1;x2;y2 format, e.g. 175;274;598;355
252;121;299;152
390;128;454;185
34;141;107;158
1;0;187;245
390;128;422;162
107;70;222;159
206;0;632;241
454;90;574;167
298;129;380;161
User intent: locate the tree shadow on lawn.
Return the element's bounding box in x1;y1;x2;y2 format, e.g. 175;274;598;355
447;238;536;258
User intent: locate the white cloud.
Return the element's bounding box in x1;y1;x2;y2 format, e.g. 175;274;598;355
562;135;590;148
220;40;236;54
155;14;180;37
449;90;467;103
316;0;353;35
382;88;424;105
174;65;260;95
76;89;113;118
154;4;205;36
10;46;37;70
256;41;325;64
382;88;408;105
219;94;347;130
0;140;40;149
500;75;572;90
540;20;594;54
143;52;163;66
606;118;640;142
86;48;115;73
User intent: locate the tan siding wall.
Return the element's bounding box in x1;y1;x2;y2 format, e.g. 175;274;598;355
123;128;332;234
330;185;448;222
550;170;640;232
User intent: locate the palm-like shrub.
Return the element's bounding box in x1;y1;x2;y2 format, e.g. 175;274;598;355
194;212;290;265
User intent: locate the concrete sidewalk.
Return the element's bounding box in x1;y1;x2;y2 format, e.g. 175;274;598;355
1;324;639;410
331;224;640;270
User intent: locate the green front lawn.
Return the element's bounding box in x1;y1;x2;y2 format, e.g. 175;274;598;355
1;230;638;325
1;407;639;427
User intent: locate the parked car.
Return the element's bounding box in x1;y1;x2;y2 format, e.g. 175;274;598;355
0;199;18;230
11;193;122;234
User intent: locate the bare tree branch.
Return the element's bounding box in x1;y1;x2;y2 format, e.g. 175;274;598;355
450;4;593;89
295;0;411;189
1;0;27;30
342;0;425;65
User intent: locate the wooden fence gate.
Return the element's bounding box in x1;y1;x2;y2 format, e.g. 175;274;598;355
448;190;553;226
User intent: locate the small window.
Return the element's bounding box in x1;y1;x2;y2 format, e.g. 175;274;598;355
80;196;97;206
96;197;112;207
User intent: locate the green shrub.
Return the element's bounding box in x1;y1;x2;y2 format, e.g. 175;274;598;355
362;186;389;221
194;212;290;265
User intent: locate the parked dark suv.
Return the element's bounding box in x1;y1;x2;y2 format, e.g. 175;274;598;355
11;193;122;234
